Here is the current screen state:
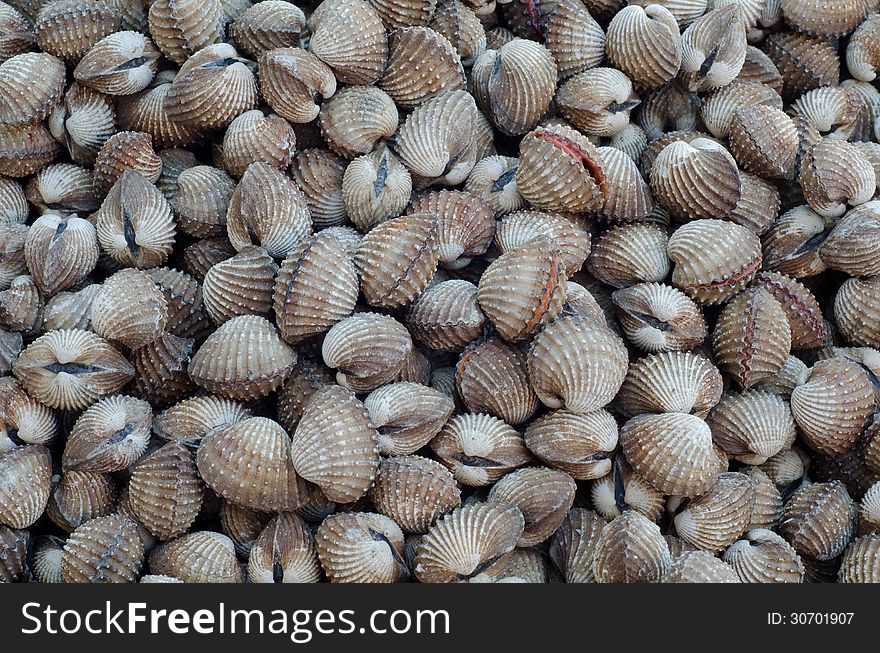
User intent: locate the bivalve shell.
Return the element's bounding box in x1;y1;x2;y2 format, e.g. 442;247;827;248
592;510;672;583
0;445;51;528
316;512;408;583
612;283;707;353
723;528;805;583
24;213;98;297
780;481;858;560
62;394;151;473
708;390;796;465
149;531;244;583
662;550;740;583
606;4;681;88
673;472;755;552
589;223;668;288
248;512;321;583
258;48;337;124
203;245;277;325
309;0;389;85
616;351;722;418
147;0;223;65
91;268;168;349
61;514;144;583
488;467;576;547
0;52;65;125
525;409;617;480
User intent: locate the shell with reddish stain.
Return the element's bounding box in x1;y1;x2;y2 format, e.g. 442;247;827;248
616;351;722;418
494;211;589;277
708;390;796;465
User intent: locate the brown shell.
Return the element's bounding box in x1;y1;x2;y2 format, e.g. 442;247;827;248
678;5;747;92
764;31;840;101
593;146;653;223
290;150;348;229
410;189;496;270
779;0;868;38
62;394;151;472
128;332;195;408
429;0;486;67
525;409;617;480
248;512;321;583
221;110;296;179
723;528;805;583
93;131;162;197
116;73;203;150
488;466;576;547
835;275;880;348
149;531;245;583
147;0;223;65
146;267;212;341
229;0;306;58
0;52;65;125
543;0;605;79
549;508;605;583
708;390;796;465
0;445;52;528
203;245;277;325
41;284;99;332
309;0;389;85
91;268;168;349
407;280;485;352
611;283;706;353
588;223;668;288
342;146;412;232
616;351;722;418
258;47;337;124
847;12;880;81
24;213;98;297
663;550;741;583
0;526;28;582
365;382;454;456
838;533;880;583
154;394;250;450
780;481;858;560
172;165;235;238
606;4;681;88
728;105;815;181
73;31;161;96
34;0;122;62
319;85;398;159
0;123;59;177
673;472;755;552
495;210;589;277
61;514;144;583
799;139;875;218
0;3;33;63
752;271;826;349
742;466;784;530
315;512;408;583
26;163;99;214
593;510;672;583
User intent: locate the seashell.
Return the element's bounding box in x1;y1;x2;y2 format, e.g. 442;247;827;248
488;466;576;547
221;111;295;179
709;390;796;465
140;574;182;583
120;326;192;405
762;205;833;279
780;0;867;38
516;123;608;214
220;500;270;558
750;271;824;350
0;223;27;290
0;2;33;63
764;31;840;101
835;275;880;348
226;162;312;259
471;38;555;136
396;343;432;385
218;0;252;24
89;269;167;350
24;213;99;297
343;146;412;232
494;211;588;277
47;471;116;532
529;315;627;413
380;27;465;109
147;0;223;65
477;237;566;341
611;283;707;354
410;189;496;270
662;550;740;583
413;500;524;582
780;481;858;560
248;512;321;583
650;138;741;221
673;472;754;552
41;284;101;331
525;409;617;480
395;89;481;188
847;12;880;81
406;279;485;351
48;83;115;167
595;454;667;522
149;531;245;583
273;232;358;344
593;510;672;583
811;449;876;502
637;84;700;140
723;528;805;582
146;267;211;341
620;412;720;496
230;1;306;58
722;171;779;237
172;166;235;238
13;329;134;410
32;535;66;584
0;445;51;528
732;106;817;183
679;5;747;92
309;0;388;85
838;533;880;582
74;31;160;96
117;73;204;150
799;139;875;218
291;385;380;503
854;142;880;194
203;245;277;325
189;315;296;400
590;146;652;223
561;280;608;325
94;131;163;198
464;155;524;216
154;395;250;450
792;86;871;142
26;164;99;215
560;69;638;140
605;5;680;89
589;224;668;288
322;312;411;391
429;0;486;67
540;0;603;80
0;526;28;582
701;80;783;141
155;148;198;203
790;358;874;456
365;382;454;456
197;416;305;512
34;0;121;62
0;274;43;334
616;351;722;418
466;547;549;583
0;329;22;374
0;52;65;125
761;446;810;488
741;466;784;530
290;150;348;229
355;212;440;308
0;379;57;451
316;512;408;583
319;86;397;160
0;176;27;225
667;218;762;305
61;514;144;583
62;394;150;473
369;456;461;534
0;123;59;177
275;358;333;435
258;47;337;124
549;507;605;583
165;43;259;131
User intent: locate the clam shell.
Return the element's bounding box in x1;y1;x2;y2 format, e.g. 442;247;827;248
0;328;22;374
793;86;872;141
0;2;33;63
780;481;858;560
834;275;880;348
0;274;43;334
221;110;296;179
319;85;398;159
430;413;532;486
94;131;162;197
495;210;588;277
606;4;681;88
172;165;235;238
316;512;408;583
742;466;784;530
616;351;722;418
91;268;168;349
488;466;576;547
147;0;223;65
0;526;28;582
593;146;653;223
149;531;245;583
838;533;880;583
525;409;617;480
63;394;151;473
380;26;465;109
0;379;57;451
429;0;486;67
761;446;810;488
410;189;496;270
34;0;121;62
0;52;65;125
589;223;668;288
620;412;720;496
42;284;100;332
407;279;485;351
637;84;700;140
464;155;524;216
322;312;411;391
709;390;796;465
847;12;880;81
752;271;826;349
727;172;780;235
74;31;161;96
0;445;51;528
342;146;412;232
612;283;706;353
593;510;672;583
230;0;306;58
12;329;134;410
24;213;99;296
291;385;380;503
128;332;195;410
154;394;251;450
276;357;333;434
543;0;605;79
0;223;27;290
761;205;831;278
701;79;783;140
799;139;875;218
189;315;296;400
528;315;627;413
248;512;321;583
116;73;203;150
46;470;115;531
662;550;740;583
309;0;388;85
61;514;144;583
203;245;277;325
0;122;59;177
146;267;212;341
549;508;605;583
764;31;840;101
365;382;454;456
0;176;28;225
290;149;348;229
26;163;99;214
556;67;638;139
679;5;746;92
221;501;270;558
591;454;666;522
819;203;880;277
723;528;805;583
32;535;66;584
673;472;755;552
728;105;814;181
780;0;867;37
258;47;337;124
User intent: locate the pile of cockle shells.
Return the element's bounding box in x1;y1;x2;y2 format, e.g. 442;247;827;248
2;0;880;586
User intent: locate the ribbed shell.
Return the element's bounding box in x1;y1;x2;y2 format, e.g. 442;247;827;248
525;409;617;481
428;0;485;67
147;0;223;65
62;394;150;472
752;271;825;349
0;52;65;125
673;472;754;552
172;165;235;238
342;146;412;232
616;351;722;418
0;274;42;335
663;551;740;583
94;131;162;196
729;105;813;181
488;466;576;547
153;395;250;451
315;512;407;583
319;86;397;159
47;470;116;532
0;177;27;225
46;79;114;166
410;189;496;270
0;3;33;63
321;312;411;391
221;110;296;179
290;150;348;229
593;146;653;223
464;155;524;216
91;268;168;349
780;481;858;560
709;390;795;465
606;5;681;88
34;0;122;62
149;531;245;583
146;267;211;341
116;74;203;150
799;139;875;218
24;213;98;297
588;223;668;288
494;211;589;276
743;466;784;530
258;47;337;124
129;442;204;540
838;534;880;583
406;280;485;351
61;514;144;583
723;528;805;583
620;412;719;496
543;0;605;79
701;80;783;141
230;1;306;58
528;315;628;413
26;163;99;214
365;382;455;456
549;508;605;583
847;12;880;81
73;31;161;96
0;123;59;177
128;332;194;409
780;0;867;37
764;31;840;101
679;5;747;92
290;385;379;503
203;246;277;324
309;0;388;85
248;512;321;583
835;276;880;348
612;283;706;353
818;203;880;277
0;526;28;582
0;445;51;528
592;511;672;583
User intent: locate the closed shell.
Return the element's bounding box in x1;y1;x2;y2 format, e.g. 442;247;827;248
172;165;235;238
319;86;398;159
309;0;388;85
91;268;168;349
61;514;144;583
708;390;796;465
612;283;706;353
316;512;407;583
62;394;151;473
34;0;121;62
203;245;277;324
779;0;868;38
230;1;306;58
591;455;666;522
663;550;740;583
838;534;880;583
525;409;617;480
146;267;211;341
0;445;52;528
343;146;412;232
222;110;296;179
380;26;465;109
147;0;223;65
248;512;321;583
679;5;747;92
0;123;59;177
369;456;461;533
593;146;653;223
549;507;605;583
365;382;454;456
407;280;486;352
616;351;722;418
0;52;65;125
258;47;337;124
410;189;496;271
799;139;875;218
495;211;589;277
24;213;98;297
153;394;251;449
847;12;880;81
701;80;783;139
780;481;858;560
673;472;755;552
0;3;33;63
593;510;672;583
764;31;840;101
723;528;805;583
116;73;203;150
543;0;605;79
488;467;576;547
128;332;195;409
149;531;244;583
752;271;826;350
589;223;668;288
835;276;880;348
606;4;681;88
290;150;348;229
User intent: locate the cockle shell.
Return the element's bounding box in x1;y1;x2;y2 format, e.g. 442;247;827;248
203;245;277;324
556;67;638;139
611;283;707;353
838;533;880;583
667;218;762;304
471;38;556;136
410;189;496;270
847;12;880;81
290;150;348;229
74;31;160;96
0;274;43;334
751;271;826;349
32;535;66;584
761;446;810;488
488;467;576;547
792;86;871;142
761;205;832;279
128;332;195;408
61;514;144;583
146;267;211;341
221;110;296;179
742;466;784;530
26;163;99;214
588;223;668;288
0;123;59;177
464;156;524;216
834;275;880;348
93;131;162;196
728;105;814;182
543;0;605;79
524;409;617;480
12;329;134;410
818;203;880;277
779;0;868;38
24;213;98;296
413;501;524;583
709;390;796;465
117;74;202;150
273;232;358;344
222;500;274;557
723;528;805;582
319;85;397;159
528;315;628;413
275;357;333;434
679;5;747;92
189;315;296;400
764;31;840;101
0;3;33;63
673;472;754;552
477;237;566;341
0;52;65;125
34;0;122;62
316;512;408;583
342;146;412;231
0;177;27;225
365;382;454;455
429;0;486;67
637;85;700;140
592;146;653;222
149;531;245;583
0;379;57;451
701;79;783;140
291;385;380;503
606;4;681;88
0;445;51;528
248;512;321;583
593;510;672;583
799;139;875;218
407;279;485;351
321;312;411;391
0;223;27;290
616;351;722;418
780;481;858;560
172;165;235;238
790;358;874;455
230;1;306;58
0;329;22;374
147;0;223;65
591;454;666;521
258;48;337;124
309;0;388;85
0;526;28;582
494;211;589;276
91;268;168;349
662;550;740;583
62;394;151;472
154;394;250;449
620;412;720;496
549;507;604;583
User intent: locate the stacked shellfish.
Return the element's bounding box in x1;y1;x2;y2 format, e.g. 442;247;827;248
1;0;880;586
